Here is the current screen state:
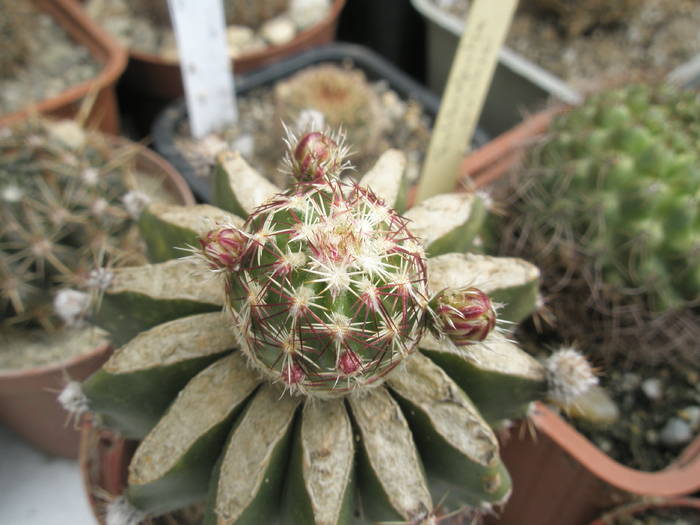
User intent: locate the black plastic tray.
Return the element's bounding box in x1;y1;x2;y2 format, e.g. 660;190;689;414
153;42;489;202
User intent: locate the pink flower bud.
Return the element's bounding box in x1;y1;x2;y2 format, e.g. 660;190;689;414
436;287;496;346
338;350;362;375
292;132;341;183
199;227;247;270
282;362;305;385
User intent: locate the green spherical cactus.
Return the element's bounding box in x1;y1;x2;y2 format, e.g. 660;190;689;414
66;131;596;525
516;84;700;312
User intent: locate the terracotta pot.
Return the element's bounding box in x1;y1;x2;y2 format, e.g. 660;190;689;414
81;421;204;524
0;139;194;459
461;111;700;525
0;0;127;134
588;497;700;525
118;0;346;100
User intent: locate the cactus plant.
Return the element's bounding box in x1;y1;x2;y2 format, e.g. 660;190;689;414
526;0;637;37
67;130;596;524
274;65;387;159
493;83;700;363
0;118;151;336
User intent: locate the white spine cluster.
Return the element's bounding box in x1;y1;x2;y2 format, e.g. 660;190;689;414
105;496;147;525
121;190;152;219
57;381;89;417
53;289;90;327
545;347;598;407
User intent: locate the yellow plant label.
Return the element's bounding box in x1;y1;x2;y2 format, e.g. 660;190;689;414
416;0;518;202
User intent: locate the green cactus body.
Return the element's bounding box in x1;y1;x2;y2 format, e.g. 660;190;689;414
75;131;597;525
520;84;700;312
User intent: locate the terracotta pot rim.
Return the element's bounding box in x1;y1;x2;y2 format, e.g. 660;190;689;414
106;135;197;206
0;0;127;126
0;340;111;381
589;497;700;525
532;401;700;496
127;0;346;66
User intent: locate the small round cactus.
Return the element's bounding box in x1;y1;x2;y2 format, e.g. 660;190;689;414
275;65;387;157
70;130;596;525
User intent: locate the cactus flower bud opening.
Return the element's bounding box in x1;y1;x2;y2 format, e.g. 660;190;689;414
199;227;248;270
436;287;496;346
292;131;341;182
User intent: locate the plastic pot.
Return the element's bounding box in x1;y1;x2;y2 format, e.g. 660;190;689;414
0;138;195;459
461;112;700;525
588;497;700;525
410;0;700;137
0;0;127;134
153;42;489;202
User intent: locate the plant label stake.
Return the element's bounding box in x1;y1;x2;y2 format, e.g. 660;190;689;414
168;0;237;139
416;0;518;202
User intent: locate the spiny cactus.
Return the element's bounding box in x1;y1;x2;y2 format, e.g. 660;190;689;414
495;83;700;362
275;65;387;159
0;0;35;78
67;130;596;524
128;0;289;28
0;119;150;332
526;0;637;37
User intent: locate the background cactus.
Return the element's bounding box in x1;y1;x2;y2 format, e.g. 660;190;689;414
0;118;155;335
69;131;596;524
0;0;35;78
274;65;388;161
493;83;700;365
525;0;637;37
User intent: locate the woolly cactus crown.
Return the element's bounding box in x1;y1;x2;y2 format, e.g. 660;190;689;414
69;130;596;524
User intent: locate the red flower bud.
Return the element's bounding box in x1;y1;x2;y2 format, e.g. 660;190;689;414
436;287;496;346
199;227;247;270
282;362;305;385
292;132;341;183
338;349;362;376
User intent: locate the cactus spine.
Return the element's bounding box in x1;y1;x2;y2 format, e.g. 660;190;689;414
71;130;596;524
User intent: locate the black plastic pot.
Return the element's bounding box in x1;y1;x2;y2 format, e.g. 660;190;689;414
153;42;489;202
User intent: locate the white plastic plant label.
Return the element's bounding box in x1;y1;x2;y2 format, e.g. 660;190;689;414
168;0;238;138
416;0;518;202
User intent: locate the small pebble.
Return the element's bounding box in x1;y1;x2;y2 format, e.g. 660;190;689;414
659;417;693;447
679;406;700;430
621;372;641;391
289;0;331;30
260;16;296;47
641;378;663;401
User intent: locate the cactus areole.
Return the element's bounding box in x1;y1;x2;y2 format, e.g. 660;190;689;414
72;130;598;524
